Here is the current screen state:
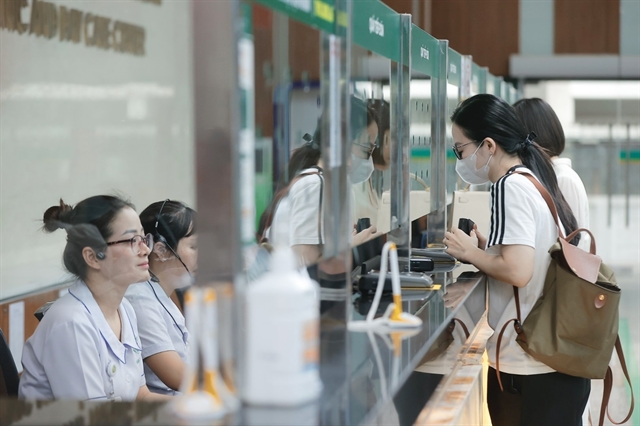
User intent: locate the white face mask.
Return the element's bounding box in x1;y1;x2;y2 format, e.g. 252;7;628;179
351;154;375;184
455;142;493;185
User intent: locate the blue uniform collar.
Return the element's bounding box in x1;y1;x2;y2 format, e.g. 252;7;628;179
68;280;142;363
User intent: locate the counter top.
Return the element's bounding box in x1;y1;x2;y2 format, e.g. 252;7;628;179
1;270;486;426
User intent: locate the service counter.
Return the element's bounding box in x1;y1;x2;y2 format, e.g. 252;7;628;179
0;271;487;426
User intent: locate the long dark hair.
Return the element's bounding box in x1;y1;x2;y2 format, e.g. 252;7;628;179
451;94;579;245
369;99;390;168
513;98;565;157
43;196;136;280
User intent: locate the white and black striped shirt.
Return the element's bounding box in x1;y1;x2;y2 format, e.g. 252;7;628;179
485;166;564;375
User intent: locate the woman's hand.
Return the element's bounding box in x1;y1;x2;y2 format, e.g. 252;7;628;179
352;226;383;247
473;224;487;250
443;228;479;263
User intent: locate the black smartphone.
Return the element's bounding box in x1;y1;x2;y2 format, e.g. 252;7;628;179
458;218;475;236
356;218;371;233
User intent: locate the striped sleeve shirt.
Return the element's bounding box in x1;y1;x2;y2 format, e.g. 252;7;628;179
487;167;542;249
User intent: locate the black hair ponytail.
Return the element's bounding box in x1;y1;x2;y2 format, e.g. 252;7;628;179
451;94;580;245
518;135;580;245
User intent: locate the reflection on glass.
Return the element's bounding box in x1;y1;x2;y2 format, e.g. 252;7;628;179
252;10;327;267
409;77;432;223
350;46;394;248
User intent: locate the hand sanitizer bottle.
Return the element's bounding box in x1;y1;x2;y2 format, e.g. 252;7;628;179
244;248;322;406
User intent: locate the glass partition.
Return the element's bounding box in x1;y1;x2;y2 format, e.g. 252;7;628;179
486;73;496;97
471;63;483;96
249;4;330;267
407;25;438;224
445;48;463;196
350;1;402;239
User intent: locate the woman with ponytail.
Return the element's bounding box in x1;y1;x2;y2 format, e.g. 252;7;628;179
19;196;169;402
442;94;588;425
514;97;590;251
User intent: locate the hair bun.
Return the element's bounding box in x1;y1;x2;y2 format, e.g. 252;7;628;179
43;199;74;233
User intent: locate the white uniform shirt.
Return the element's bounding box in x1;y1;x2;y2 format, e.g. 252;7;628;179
485;167;560;375
125;281;189;395
19;281;145;401
552;157;591;251
353;181;379;226
268;169;324;247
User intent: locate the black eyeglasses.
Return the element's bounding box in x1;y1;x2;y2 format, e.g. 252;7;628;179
452;140;483;160
107;234;154;255
352;131;377;159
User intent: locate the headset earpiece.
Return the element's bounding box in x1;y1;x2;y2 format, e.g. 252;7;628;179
96;251;106;260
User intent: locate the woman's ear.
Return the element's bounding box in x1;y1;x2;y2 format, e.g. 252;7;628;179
82;247;102;271
153;241;172;262
484;137;498;155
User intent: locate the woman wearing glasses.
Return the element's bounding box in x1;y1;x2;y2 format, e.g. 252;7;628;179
259;96;380;265
19;196;168;401
443;95;587;425
125;200;196;395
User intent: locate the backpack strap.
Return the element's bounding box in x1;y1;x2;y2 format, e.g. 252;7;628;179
600;335;635;426
316;172;324;244
452;318;470;339
494;287;524;391
513;170;565;238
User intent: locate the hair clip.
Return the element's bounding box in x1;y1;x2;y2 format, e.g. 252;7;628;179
524;131;537;146
303;133;319;150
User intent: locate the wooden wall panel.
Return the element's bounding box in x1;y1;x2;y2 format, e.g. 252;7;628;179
0;288;65;352
555;0;619;54
253;4;274;137
288;19;320;82
430;0;519;76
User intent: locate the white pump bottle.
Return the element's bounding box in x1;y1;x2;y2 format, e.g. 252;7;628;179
244;248;322;406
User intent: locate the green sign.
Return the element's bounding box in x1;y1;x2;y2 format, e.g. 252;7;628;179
253;0;337;34
620;150;640;162
352;0;400;62
411;24;438;76
448;48;461;87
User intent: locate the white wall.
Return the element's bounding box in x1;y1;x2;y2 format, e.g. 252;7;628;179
0;0;194;300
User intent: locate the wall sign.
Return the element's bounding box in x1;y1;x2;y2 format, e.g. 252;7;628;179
0;0;155;56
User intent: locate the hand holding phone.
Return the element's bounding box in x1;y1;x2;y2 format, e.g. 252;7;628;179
356;218;371;233
458;218;476;236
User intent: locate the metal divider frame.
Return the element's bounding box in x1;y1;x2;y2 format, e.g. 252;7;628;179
388;13;413;266
426;39;449;247
319;0;351;261
192;0;243;397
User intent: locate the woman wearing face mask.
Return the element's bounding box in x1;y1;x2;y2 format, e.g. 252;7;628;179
19;196;168;401
124;200;196;395
443;95;587;426
513;98;590;252
353;99;390;228
259;96;380;265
